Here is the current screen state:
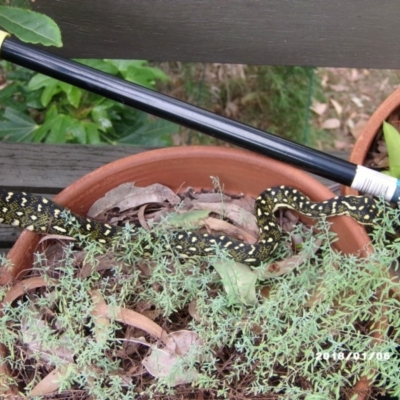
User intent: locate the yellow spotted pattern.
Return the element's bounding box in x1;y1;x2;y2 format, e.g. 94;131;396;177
0;186;382;266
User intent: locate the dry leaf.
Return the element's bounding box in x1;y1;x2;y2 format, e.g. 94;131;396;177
329;84;349;92
192;192;231;202
351;96;364;108
88;183;181;218
140;330;202;386
330;99;343;116
192;202;257;236
321;118;341;130
29;366;68;396
257;239;322;279
90;291;168;344
310;101;328;116
350;120;367;139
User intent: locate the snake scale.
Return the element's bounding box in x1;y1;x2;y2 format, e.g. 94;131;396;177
0;186;381;266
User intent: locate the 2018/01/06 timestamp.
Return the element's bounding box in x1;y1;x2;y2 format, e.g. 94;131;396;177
315;352;391;361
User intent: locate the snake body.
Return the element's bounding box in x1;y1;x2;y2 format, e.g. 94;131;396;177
0;186;381;265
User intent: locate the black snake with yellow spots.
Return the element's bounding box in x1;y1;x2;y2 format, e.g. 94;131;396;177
0;186;381;266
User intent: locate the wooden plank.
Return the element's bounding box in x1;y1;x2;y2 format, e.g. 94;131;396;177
0;142;151;193
33;0;400;69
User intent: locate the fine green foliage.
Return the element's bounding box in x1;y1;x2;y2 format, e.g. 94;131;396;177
0;60;178;145
0;3;62;47
1;200;400;399
382;121;400;178
165;64;323;146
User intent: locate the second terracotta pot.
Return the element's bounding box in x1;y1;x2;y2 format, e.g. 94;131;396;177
344;86;400;196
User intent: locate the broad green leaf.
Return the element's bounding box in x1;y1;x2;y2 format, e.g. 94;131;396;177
58;82;82;108
0;107;37;141
168;209;211;229
83;121;102;144
40;81;61;106
28;74;61;106
33;113;85;144
91;105;113;131
383;121;400;178
27;73;55;91
118;118;177;146
0;6;62;47
76;59;119;75
214;261;258;306
106;59;146;74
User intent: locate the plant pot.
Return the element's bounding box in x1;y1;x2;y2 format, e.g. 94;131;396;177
0;146;372;398
343;86;400;196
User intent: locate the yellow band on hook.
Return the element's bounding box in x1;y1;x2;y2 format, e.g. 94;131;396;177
0;29;10;51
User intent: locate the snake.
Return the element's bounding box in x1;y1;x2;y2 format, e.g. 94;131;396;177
0;186;381;266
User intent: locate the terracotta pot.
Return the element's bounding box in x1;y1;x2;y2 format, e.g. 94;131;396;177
0;146;371;398
344;86;400;196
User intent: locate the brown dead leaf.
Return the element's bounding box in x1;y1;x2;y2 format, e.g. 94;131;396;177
201;217;257;244
350;119;367;140
321;118;341;130
2;276;56;305
192;192;231;203
88;183;181;218
310;100;328;116
192;202;258;237
90;290;168;344
330;99;343;116
188;300;201;322
257;239;322;279
351;96;364;108
142;330;202;386
329;84;349;92
29;366;69;396
78;254;123;278
138;204;150;230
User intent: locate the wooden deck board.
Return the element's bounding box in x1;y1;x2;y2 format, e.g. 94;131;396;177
32;0;400;69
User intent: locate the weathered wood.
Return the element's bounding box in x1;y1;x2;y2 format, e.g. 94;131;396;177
0;142;150;193
33;0;400;69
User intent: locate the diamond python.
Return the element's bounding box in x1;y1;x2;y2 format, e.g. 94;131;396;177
0;186;382;266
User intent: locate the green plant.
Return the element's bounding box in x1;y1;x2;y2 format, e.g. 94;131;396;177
0;60;178;145
159;64;323;147
382;121;400;178
0;0;62;47
1;187;399;399
0;3;177;146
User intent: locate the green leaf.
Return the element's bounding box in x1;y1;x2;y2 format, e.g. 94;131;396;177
214;261;258;306
33;112;87;144
118;118;177;146
0;6;62;47
28;74;62;106
58;82;82;108
0;107;37;141
76;59;119;75
91;105;113;132
168;209;211;229
106;59;146;74
82;121;102;144
27;73;54;91
40;81;61;106
383;121;400;178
